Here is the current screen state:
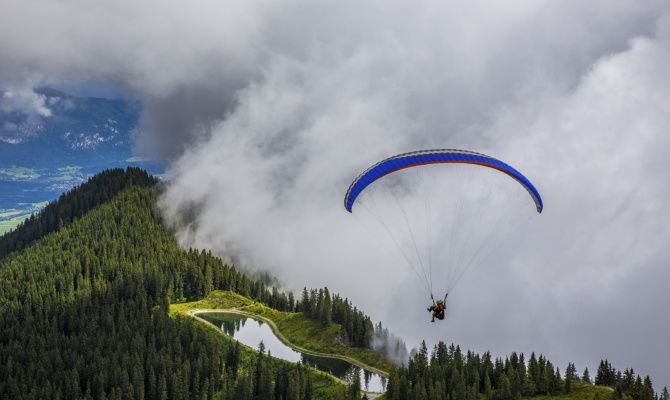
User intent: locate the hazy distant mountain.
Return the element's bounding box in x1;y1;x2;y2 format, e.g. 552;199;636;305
0;87;140;167
0;88;162;229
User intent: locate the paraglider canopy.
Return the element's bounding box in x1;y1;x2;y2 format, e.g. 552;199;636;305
344;149;543;214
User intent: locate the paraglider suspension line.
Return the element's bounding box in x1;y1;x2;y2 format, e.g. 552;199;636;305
358;199;433;296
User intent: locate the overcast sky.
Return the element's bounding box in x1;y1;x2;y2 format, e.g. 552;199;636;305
1;0;669;387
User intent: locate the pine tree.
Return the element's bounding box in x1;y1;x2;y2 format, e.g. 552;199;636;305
304;372;313;400
288;291;295;311
300;287;309;313
158;374;168;400
642;376;655;400
233;374;253;400
348;371;362;400
564;363;574;394
500;375;513;400
569;363;579;380
484;372;492;399
660;387;669;400
596;360;608;386
553;366;563;395
582;367;591;384
225;341;241;379
322;287;332;326
453;369;467;400
522;373;537;397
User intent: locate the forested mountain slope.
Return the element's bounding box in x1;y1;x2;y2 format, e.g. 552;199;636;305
0;182;347;399
0;167;157;258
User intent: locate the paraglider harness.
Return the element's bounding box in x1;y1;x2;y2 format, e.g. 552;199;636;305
428;293;448;322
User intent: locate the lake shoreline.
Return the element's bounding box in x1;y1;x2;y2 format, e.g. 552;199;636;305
188;308;388;395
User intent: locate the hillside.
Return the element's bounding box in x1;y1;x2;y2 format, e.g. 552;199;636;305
0;167;157;258
0;177;348;399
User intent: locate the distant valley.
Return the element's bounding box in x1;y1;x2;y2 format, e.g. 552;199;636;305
0;88;162;234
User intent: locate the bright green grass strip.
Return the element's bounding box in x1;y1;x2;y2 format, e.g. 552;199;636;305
249;303;394;373
0;214;30;236
0;209;23;219
526;383;616;400
170;290;253;316
0;202;49;236
0;166;40;181
48;165;83;182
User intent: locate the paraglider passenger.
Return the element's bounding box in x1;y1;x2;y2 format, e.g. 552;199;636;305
427;300;446;322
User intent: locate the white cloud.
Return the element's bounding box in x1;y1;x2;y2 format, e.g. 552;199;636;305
0;86;52;117
159;2;670;385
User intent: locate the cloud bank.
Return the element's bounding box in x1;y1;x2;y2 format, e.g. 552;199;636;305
0;87;52;117
1;0;669;385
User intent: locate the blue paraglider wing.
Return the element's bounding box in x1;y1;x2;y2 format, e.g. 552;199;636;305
344;149;543;213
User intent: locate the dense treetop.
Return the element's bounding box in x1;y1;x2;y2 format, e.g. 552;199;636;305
384;344;664;400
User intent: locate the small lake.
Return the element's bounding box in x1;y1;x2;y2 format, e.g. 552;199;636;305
199;312;387;393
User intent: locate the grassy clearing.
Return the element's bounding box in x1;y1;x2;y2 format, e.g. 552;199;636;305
0;209;23;219
528;383;615;400
170;290;253;315
48;165;83;182
0;166;40;181
0;202;49;236
247;303;394;373
0;214;30;236
171;290;395;374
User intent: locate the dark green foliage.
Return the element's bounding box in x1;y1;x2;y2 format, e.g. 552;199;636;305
0;167;158;259
0;187;221;399
298;287;374;348
594;360;660;400
582;367;591;384
660;387;669;400
386;344;568;400
225;341;242;379
347;370;363;400
565;362;577;393
596;360;618;386
220;342;330;400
